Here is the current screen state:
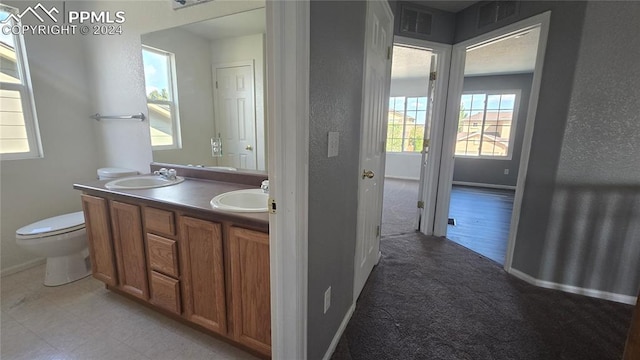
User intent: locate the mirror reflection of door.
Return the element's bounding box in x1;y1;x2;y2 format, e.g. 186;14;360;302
214;63;257;170
139;7;266;171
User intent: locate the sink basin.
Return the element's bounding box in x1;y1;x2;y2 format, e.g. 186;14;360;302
105;175;185;190
210;189;268;213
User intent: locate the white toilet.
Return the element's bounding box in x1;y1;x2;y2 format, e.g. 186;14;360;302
16;212;91;286
97;167;138;181
15;167;138;286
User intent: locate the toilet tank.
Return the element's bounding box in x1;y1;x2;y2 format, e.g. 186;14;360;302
97;167;138;180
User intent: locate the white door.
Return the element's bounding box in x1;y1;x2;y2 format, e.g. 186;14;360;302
354;0;394;302
214;63;257;170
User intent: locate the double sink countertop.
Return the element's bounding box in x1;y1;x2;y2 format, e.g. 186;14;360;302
73;163;269;232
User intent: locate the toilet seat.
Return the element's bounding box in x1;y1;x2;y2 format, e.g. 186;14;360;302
16;211;85;240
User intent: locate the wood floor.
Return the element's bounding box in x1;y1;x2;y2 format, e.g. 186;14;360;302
447;185;514;264
382;179;514;264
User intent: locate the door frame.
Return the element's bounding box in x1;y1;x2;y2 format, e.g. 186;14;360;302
266;1;309;359
391;37;452;236
433;12;551;272
212;60;258;169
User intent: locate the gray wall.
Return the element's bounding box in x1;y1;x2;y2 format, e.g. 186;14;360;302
308;1;366;359
391;1;456;43
538;1;640;296
453;73;532;187
455;1;640;297
455;0;586;279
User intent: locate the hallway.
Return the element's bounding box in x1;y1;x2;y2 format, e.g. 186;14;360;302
382;178;514;264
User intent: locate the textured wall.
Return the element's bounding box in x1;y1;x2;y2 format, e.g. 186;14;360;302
453;73;532;187
307;1;366;359
453;1;588;278
1;1;100;273
392;1;456;44
540;1;640;296
556;2;640;185
455;1;640;297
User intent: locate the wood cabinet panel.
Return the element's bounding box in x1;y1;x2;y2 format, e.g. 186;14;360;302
81;195;117;286
150;271;181;315
229;227;271;356
147;234;179;278
144;207;176;237
179;216;227;335
110;201;149;300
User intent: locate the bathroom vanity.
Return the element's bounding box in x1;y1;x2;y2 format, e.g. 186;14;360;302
73;164;270;358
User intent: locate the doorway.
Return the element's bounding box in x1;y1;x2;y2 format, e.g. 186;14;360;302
432;13;551;270
382;39;451;237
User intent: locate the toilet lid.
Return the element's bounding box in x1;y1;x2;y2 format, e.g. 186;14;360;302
97;167;138;179
16;211;85;239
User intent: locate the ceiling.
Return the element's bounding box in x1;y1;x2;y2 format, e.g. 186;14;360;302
391;45;433;79
392;26;539;79
420;1;478;13
181;7;265;41
464;27;540;76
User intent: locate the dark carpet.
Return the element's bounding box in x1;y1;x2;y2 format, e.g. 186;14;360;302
331;232;634;360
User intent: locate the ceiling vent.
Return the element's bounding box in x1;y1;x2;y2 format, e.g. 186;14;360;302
399;4;433;37
477;1;518;28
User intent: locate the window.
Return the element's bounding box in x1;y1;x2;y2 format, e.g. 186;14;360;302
0;5;41;160
456;92;518;158
142;45;181;149
387;96;428;152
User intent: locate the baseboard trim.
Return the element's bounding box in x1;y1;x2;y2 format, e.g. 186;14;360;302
452;181;516;190
384;175;419;181
1;258;46;277
322;303;356;360
509;268;637;305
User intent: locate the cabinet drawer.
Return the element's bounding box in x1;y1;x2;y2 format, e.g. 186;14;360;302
144;207;175;237
150;271;181;315
147;234;179;278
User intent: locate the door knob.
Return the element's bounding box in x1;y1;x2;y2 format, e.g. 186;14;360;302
362;170;375;179
245;145;253;151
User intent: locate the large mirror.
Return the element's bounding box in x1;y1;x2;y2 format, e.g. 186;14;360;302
141;6;267;172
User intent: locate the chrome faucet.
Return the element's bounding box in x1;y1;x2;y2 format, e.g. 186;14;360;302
154;168;177;180
261;180;269;194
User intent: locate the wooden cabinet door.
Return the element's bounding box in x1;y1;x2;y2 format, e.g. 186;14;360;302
179;216;227;335
110;201;149;300
81;194;117;286
150;271;181;315
228;227;271;356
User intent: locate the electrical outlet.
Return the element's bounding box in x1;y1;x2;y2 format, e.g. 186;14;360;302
324;286;331;314
504;168;509;175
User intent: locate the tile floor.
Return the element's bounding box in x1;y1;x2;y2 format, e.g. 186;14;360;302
1;264;259;360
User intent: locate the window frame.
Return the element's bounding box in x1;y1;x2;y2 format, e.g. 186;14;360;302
387;95;429;153
142;45;182;150
0;4;42;160
455;89;520;160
